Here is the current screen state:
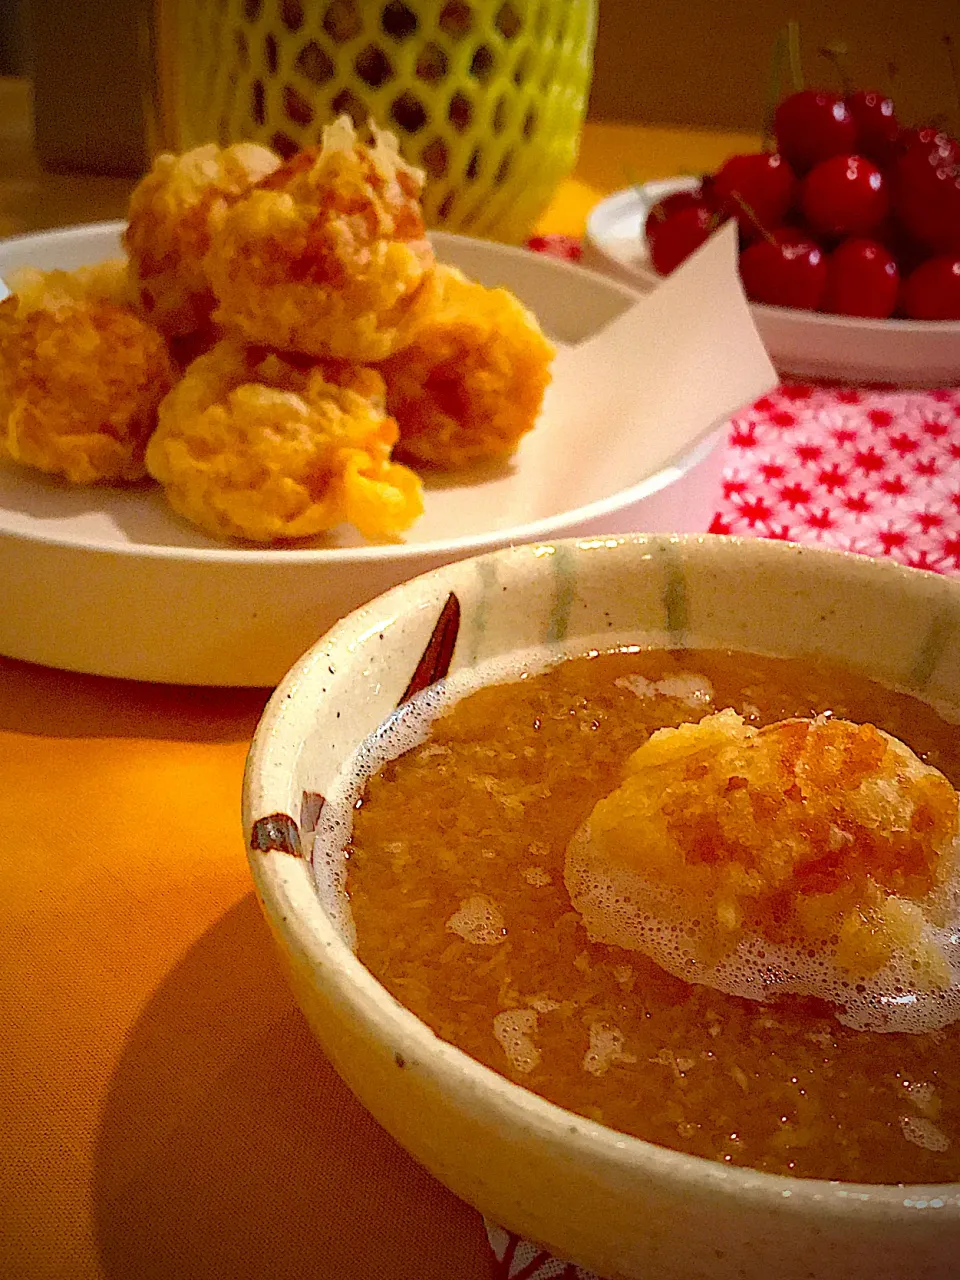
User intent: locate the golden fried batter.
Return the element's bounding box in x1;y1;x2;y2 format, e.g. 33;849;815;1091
566;710;960;987
124;142;280;337
203;116;435;361
5;259;134;311
379;265;555;468
2;125;553;540
146;340;423;542
0;274;175;484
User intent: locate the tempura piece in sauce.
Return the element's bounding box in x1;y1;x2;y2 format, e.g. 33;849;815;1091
124;141;281;336
146;340;423;542
0;267;175;484
379;265;555;469
203;116;435;361
566;710;960;1029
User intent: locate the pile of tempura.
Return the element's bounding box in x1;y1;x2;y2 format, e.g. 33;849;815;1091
0;118;555;543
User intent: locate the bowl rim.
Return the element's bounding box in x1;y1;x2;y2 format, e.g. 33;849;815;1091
243;532;960;1222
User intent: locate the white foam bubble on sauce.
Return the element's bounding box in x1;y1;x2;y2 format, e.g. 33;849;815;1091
493;1008;541;1074
900;1115;951;1153
582;1022;637;1076
566;819;960;1034
446;894;506;945
614;671;714;707
309;801;358;951
309;647;568;949
528;994;562;1012
654;674;714;706
615;674;655;698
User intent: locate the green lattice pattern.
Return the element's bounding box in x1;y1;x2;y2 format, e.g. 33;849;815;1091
173;0;596;243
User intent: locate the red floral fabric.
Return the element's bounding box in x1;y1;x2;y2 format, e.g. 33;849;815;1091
711;385;960;573
527;233;960;575
486;1221;597;1279
525;234;584;262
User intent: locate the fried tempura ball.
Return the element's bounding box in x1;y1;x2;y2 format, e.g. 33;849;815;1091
145;340;423;543
124;142;281;337
203;116;435;361
0;272;175;484
6;259;135;310
378;265;555;469
566;710;960;998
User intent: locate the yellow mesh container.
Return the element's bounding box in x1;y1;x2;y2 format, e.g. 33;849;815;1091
166;0;596;243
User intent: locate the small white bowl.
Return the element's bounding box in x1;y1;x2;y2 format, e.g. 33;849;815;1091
585;181;960;387
244;533;960;1280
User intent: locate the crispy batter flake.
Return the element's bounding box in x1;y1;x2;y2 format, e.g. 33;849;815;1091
0;276;175;484
568;710;960;983
124;141;280;337
146;339;422;542
380;265;555;469
204;116;435;361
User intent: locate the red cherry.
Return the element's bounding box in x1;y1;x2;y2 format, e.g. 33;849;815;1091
896;126;959;165
774;90;858;175
921;163;960;255
800;154;889;238
699;172;723;210
891;127;959;247
845;91;899;165
892;137;960;255
739;229;827;310
711;152;797;241
644;189;706;247
649;204;715;275
526;234;582;262
900;256;960;321
822;238;899;318
871;216;928;277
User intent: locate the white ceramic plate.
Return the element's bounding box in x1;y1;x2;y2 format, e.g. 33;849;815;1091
0;223;725;687
584;180;960;387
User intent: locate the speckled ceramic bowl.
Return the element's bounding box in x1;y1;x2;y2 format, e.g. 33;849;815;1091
243;533;960;1280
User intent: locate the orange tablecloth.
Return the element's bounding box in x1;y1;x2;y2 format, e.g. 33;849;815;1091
0;88;757;1280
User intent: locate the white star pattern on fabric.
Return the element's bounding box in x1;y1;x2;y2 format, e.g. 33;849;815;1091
710;386;960;575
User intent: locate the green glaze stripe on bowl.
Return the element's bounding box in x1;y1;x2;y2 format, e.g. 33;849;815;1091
545;542;577;644
909;608;960;695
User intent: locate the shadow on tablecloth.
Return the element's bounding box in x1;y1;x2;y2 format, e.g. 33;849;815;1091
91;893;490;1280
0;654;270;740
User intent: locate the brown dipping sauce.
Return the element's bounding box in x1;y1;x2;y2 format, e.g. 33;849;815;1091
343;649;960;1184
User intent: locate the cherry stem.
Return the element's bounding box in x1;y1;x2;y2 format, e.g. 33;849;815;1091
819;42;852;93
624;167;644;197
886;61;899;97
944;35;960;131
787;19;805;92
731;191;777;246
763;27;787;149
